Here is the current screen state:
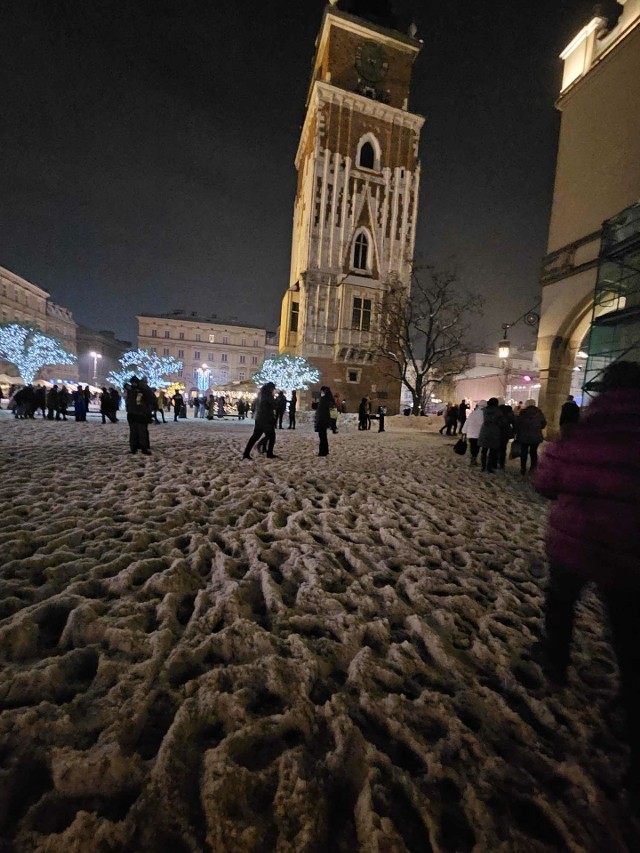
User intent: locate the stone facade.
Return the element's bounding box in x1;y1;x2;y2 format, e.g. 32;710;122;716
537;0;640;433
0;265;79;383
137;313;275;390
279;4;424;413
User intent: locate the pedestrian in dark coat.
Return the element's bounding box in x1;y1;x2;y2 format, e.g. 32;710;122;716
497;402;515;469
288;390;297;429
535;361;640;793
99;387;111;423
243;382;277;459
275;391;287;429
108;388;120;421
57;386;69;420
458;400;469;431
514;399;546;474
446;404;459;435
478;397;502;473
315;386;333;456
125;376;155;454
559;394;580;439
358;397;369;431
83;385;91;412
46;385;59;420
172;391;184;422
73;386;87;421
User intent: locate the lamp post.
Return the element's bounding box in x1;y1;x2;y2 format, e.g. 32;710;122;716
497;324;511;402
89;351;102;386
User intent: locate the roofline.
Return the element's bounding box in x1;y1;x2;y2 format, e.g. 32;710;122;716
136;313;268;332
0;265;50;299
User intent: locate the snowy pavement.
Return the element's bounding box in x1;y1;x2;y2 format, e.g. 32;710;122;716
0;416;637;852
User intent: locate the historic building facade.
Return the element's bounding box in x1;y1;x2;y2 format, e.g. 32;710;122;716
76;326;132;387
536;0;640;431
278;1;424;413
0;265;79;383
137;312;276;389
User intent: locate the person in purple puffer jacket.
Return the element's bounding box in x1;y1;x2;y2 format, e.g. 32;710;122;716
535;360;640;792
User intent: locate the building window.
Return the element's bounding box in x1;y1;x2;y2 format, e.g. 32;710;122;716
221;353;228;363
253;339;259;347
223;335;228;345
150;347;157;355
164;330;170;338
353;231;369;271
194;350;200;360
251;356;258;365
359;142;375;169
241;338;247;346
356;134;381;171
239;355;246;364
352;297;372;331
238;371;245;380
151;329;157;337
208;352;213;360
347;369;360;383
179;332;184;340
209;334;215;343
196;334;201;341
163;348;170;356
290;301;299;332
178;349;184;358
178;368;183;377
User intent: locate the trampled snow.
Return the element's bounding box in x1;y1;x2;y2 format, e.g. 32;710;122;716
0;414;637;851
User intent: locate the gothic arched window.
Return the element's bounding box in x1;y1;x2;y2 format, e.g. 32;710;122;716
356;134;381;171
359;141;375;170
353;231;369;271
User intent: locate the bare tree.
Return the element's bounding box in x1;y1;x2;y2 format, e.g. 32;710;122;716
375;265;484;415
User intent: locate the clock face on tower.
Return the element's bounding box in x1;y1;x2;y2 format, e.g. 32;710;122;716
355;41;388;83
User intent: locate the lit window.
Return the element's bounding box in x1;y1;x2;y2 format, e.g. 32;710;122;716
353;232;369;271
290;301;299;332
209;334;215;343
352;297;372;331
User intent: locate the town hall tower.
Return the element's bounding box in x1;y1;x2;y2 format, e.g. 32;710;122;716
278;0;424;412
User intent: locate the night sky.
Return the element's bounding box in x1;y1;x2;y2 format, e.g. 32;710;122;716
0;0;621;350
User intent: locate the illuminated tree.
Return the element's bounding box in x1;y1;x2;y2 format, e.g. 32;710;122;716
253;354;320;395
0;323;76;384
107;349;182;389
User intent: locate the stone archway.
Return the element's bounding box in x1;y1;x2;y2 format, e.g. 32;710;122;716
536;291;593;439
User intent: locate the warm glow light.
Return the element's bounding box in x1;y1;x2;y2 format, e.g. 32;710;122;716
523;375;531;382
498;340;510;359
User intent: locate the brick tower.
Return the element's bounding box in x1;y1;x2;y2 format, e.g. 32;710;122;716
278;0;424;413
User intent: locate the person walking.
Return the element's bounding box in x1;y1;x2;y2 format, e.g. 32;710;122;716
172;390;184;422
288;390;297;429
446;403;459;435
100;387;111;424
125;376;155;454
156;390;167;423
497;401;516;469
243;382;277;459
46;385;59;420
57;386;69;420
461;400;487;466
514;399;546;475
458;400;469;432
315;386;333;456
358;397;369;431
438;404;450;435
534;361;640;793
275;391;287;429
478;397;502;473
559;393;580;439
73;385;87;421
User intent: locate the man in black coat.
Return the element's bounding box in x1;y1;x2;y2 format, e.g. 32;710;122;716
559;394;580;438
125;376;156;454
243;383;277;459
275;391;287;429
315;386;333;456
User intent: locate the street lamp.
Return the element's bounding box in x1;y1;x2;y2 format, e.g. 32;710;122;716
89;351;102;386
498;324;511;360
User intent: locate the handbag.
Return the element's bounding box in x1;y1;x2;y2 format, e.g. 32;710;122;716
453;437;467;455
329;407;339;419
509;440;522;460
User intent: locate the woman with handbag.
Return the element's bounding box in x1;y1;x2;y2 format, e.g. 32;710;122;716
461;400;487;466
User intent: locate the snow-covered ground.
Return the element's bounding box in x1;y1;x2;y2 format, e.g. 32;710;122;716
0;415;637;852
